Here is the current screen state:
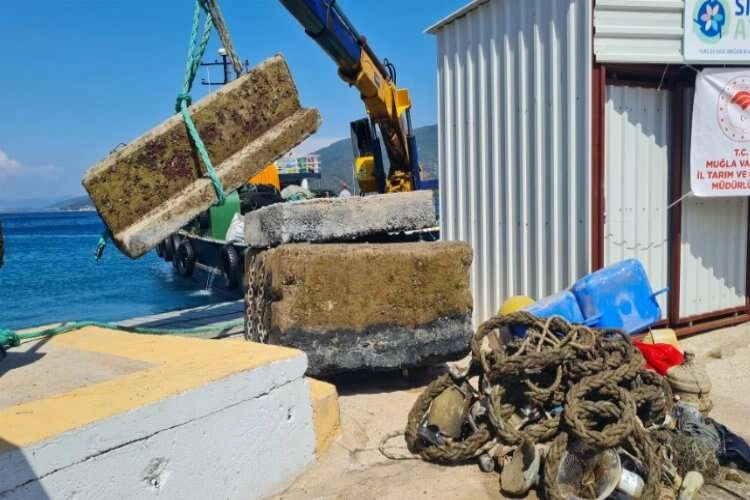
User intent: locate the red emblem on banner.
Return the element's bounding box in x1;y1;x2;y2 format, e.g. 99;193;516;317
718;76;750;142
731;91;750;111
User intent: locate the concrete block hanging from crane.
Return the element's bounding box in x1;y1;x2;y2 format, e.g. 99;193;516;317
82;55;321;259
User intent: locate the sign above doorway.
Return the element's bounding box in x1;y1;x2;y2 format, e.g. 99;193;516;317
684;0;750;63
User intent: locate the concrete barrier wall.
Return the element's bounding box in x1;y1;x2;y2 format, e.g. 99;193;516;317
0;328;336;500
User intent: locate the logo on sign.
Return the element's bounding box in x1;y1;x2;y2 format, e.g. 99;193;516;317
718;75;750;142
693;0;731;41
731;90;750;110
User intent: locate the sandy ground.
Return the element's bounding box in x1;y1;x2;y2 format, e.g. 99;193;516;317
275;323;750;500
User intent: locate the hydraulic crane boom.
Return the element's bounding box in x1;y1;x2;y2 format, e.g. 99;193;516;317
278;0;422;193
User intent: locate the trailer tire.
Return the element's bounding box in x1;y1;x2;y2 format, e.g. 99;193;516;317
169;234;182;269
175;240;196;277
221;244;242;289
163;236;175;262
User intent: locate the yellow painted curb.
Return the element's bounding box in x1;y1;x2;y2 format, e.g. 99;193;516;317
308;378;340;456
0;327;300;453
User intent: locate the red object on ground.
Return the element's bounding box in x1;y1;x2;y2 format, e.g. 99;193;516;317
634;341;684;376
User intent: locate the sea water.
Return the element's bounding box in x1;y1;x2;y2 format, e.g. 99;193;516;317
0;211;227;329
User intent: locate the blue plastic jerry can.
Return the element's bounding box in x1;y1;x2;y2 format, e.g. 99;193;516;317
570;259;668;334
512;290;591;337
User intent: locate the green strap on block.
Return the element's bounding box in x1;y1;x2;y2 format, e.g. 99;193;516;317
176;0;226;206
0;319;244;353
95;0;227;261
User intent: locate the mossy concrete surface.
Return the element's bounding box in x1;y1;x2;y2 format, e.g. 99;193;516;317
246;242;474;374
82;54;321;258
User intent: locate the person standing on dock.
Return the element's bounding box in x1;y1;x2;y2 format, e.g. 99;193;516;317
339;181;352;198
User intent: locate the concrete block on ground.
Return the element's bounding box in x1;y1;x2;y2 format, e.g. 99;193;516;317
0;327;327;500
245;242;473;374
83;54;321;259
243;190;436;248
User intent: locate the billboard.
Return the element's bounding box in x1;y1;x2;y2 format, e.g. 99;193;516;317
277;155;321;176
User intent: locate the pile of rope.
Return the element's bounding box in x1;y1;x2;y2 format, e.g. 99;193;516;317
405;312;677;499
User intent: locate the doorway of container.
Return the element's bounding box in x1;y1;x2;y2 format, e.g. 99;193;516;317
674;87;748;324
603;84;671;316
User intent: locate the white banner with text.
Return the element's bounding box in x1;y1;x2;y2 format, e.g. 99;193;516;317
691;68;750;197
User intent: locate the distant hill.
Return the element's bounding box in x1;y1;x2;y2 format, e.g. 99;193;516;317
0;197;69;212
47;195;94;211
306;124;438;192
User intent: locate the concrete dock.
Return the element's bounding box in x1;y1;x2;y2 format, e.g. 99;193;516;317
0;326;339;499
4;305;750;499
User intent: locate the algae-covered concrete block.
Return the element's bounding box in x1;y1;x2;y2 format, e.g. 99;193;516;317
245;242;473;375
244;190;437;248
83;54;321;259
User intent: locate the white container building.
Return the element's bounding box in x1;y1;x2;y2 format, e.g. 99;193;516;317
427;0;749;334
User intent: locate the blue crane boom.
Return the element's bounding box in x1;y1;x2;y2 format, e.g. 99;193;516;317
278;0;423;193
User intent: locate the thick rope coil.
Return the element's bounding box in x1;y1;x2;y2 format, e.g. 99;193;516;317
404;312;676;498
404;374;493;463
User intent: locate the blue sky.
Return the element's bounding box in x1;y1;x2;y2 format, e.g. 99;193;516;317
0;0;465;203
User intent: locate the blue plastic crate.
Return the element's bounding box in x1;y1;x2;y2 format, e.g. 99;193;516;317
512;290;588;337
570;259;668;334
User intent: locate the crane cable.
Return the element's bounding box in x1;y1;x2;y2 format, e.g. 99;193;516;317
201;0;245;78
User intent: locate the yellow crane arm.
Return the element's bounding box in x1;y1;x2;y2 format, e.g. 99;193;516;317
279;0;422;193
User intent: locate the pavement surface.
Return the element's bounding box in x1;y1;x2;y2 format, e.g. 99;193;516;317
0;337;152;408
275;323;750;500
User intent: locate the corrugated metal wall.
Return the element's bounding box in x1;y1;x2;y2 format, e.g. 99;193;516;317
434;0;592;324
679;89;748;318
594;0;685;64
603;86;671;313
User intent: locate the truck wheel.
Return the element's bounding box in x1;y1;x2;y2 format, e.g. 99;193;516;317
176;240;196;277
221;244;241;289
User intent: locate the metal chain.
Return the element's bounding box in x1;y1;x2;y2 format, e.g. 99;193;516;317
244;251;269;343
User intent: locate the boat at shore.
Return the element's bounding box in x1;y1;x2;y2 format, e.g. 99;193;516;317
153;158;324;298
151;157;440;299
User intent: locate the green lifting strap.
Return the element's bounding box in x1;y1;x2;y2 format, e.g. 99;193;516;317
0;319;244;354
95;0;228;261
176;0;227;206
